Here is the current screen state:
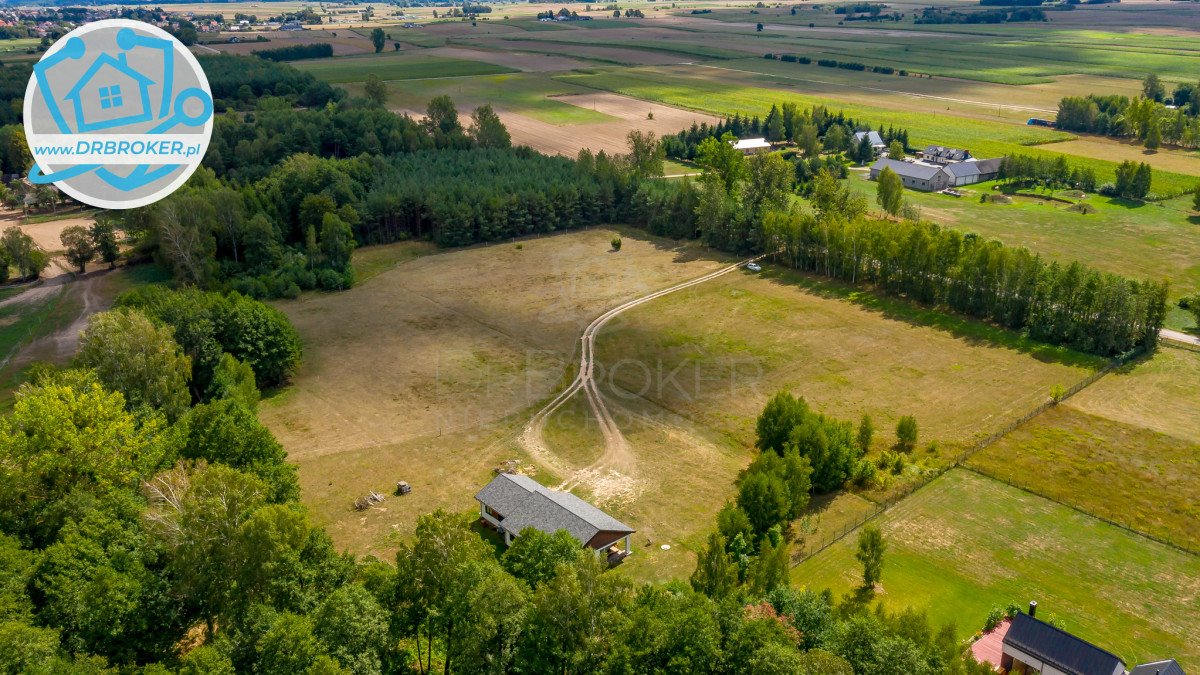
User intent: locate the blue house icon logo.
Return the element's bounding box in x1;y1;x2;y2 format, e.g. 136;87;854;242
63;52;154;133
23;20;214;209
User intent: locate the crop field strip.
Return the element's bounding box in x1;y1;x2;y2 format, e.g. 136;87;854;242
294;52;518;82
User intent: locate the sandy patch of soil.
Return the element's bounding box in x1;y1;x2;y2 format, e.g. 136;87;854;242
498;93;720;156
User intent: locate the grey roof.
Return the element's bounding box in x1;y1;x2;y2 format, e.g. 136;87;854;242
474;473;542;517
854;130;884;146
1131;660;1185;675
922;145;971;161
944;158;1003;178
1004;613;1125;675
871;157;945;180
476;474;633;546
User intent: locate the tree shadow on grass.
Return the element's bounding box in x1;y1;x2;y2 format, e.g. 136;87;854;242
839;585;877;615
616;227;738;266
1101;196;1150;210
753;263;1106;370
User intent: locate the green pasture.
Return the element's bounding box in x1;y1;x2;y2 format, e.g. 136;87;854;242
559;67;1200;195
497;35;750;61
791;469;1200;668
380;72;617;125
672;11;1200;84
843;176;1200;299
296;52;517;83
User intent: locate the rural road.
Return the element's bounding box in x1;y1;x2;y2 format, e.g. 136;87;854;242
1161;328;1200;348
521;253;767;494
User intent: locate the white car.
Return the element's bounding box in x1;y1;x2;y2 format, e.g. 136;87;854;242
745;262;762;272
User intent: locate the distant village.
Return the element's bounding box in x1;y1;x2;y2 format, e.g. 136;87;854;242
0;5;333;43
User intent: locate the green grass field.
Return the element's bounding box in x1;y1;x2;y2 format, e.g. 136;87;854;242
842;176;1200;300
296;52;517;83
559;66;1200;195
372;73;617;125
791;469;1200;668
968;346;1200;551
682;10;1200;84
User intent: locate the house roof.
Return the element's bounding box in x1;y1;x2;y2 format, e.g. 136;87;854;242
1003;613;1125;675
943;158;1003;178
854;130;884;147
476;474;634;546
475;472;543;517
870;157;945;181
1130;660;1186;675
731;137;771;150
922;145;971;161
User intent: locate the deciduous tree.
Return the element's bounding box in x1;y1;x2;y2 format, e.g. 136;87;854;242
690;532;738;598
501;528;582;589
364;74;387;107
90;218;120;268
76;309;192;422
469;104;511;149
855;525;885;588
875;166;903;216
60;225;95;273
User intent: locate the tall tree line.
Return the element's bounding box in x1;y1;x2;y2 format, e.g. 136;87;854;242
759;204;1166;355
661;105;908;161
1056;78;1200;150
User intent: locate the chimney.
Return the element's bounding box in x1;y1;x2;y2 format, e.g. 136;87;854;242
1029;600;1038;618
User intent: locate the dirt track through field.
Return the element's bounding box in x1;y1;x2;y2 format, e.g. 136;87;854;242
521;253;765;494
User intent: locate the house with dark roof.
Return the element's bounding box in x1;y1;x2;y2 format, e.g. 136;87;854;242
1130;660;1186;675
869;157;950;192
920;145;972;165
475;474;635;559
943;158;1003;187
1001;610;1125;675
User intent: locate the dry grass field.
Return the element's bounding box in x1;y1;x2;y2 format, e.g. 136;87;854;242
260;228;1104;581
1040;137;1200;177
969;347;1200;550
594;264;1101;454
258;229;734;567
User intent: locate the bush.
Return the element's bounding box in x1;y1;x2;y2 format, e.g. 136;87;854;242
316;268;347;291
895;415;918;451
611;236;622;251
983;607;1005;632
